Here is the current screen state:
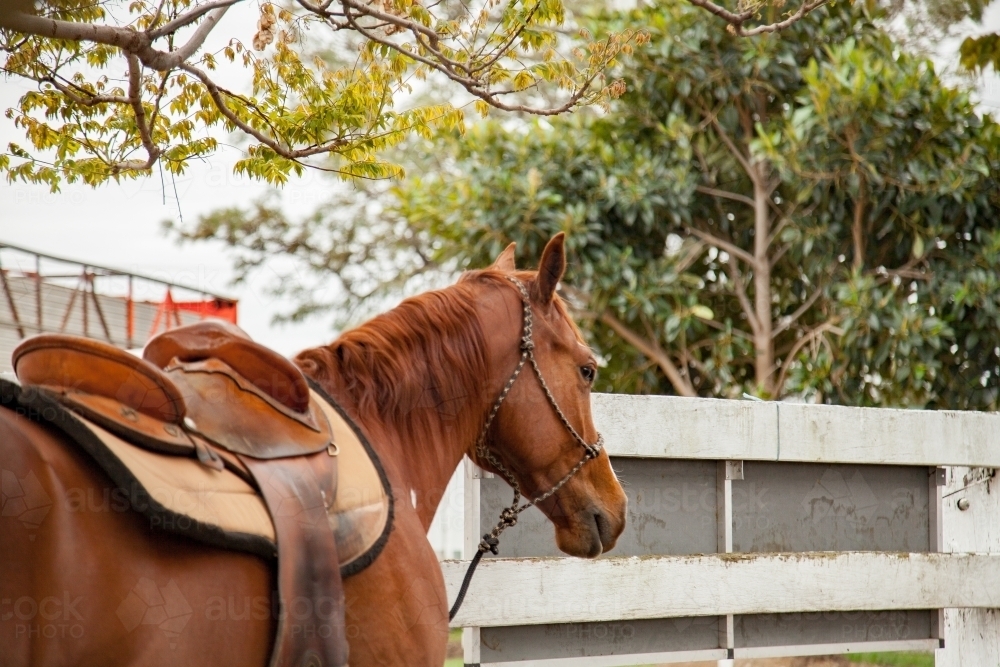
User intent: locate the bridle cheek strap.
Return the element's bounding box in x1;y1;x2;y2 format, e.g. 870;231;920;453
448;276;604;621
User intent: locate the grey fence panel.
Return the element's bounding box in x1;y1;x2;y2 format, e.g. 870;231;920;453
466;453;945;665
481;617;721;663
735;610;934;648
479;458;718;559
733;462;930;553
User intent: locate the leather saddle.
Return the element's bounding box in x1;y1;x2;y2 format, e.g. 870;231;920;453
9;321;393;667
14;321;334;461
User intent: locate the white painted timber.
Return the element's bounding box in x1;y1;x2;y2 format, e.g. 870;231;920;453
591;393;777;460
777;403;1000;467
590;393;1000;467
482;647;729;667
937;466;1000;667
735;639;940;660
444;553;1000;628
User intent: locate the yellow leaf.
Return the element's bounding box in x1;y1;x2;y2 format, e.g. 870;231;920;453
690;305;714;321
513;71;534;91
474;100;490;118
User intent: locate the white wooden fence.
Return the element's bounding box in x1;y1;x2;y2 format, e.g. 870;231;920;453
441;394;1000;666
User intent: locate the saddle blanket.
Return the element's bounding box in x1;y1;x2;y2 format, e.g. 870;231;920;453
1;378;393;577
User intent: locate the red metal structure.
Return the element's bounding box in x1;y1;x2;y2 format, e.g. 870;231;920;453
0;242;238;372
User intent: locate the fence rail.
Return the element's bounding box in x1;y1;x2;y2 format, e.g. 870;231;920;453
447;393;1000;666
592;393;1000;467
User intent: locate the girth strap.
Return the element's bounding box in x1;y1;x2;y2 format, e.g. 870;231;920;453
239;452;349;667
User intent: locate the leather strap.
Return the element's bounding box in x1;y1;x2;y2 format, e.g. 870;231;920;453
240;452;349;667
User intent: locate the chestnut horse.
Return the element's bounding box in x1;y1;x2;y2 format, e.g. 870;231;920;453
0;234;627;667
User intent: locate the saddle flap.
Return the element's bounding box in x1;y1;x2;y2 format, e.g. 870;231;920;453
12;334;186;424
144;320;311;415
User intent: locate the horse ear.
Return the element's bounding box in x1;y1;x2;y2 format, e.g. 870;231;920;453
533;233;566;305
491;242;517;272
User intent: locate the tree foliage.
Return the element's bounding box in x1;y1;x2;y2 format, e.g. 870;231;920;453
0;0;832;189
956;0;1000;72
181;1;1000;410
0;0;642;188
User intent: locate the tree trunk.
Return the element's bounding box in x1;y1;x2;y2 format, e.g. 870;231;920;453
852;177;866;271
752;164;775;396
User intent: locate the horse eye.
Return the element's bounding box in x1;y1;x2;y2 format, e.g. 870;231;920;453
580;365;596;384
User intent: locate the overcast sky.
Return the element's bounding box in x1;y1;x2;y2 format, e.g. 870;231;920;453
0;6;341;356
2;4;1000;358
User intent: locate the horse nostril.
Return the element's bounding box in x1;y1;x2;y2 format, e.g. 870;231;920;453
593;511;612;547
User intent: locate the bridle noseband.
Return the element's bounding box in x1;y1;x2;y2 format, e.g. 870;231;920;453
448;276;604;620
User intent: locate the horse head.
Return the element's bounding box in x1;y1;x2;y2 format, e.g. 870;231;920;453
464;233;627;558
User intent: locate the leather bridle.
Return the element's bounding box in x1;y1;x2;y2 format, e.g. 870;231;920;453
448;276;604;620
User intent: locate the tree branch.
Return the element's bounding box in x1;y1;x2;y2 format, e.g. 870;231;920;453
123;52;160;171
341;0;599;116
739;0;829;36
771;284;823;338
687;225;757;267
774;318;843;396
148;0;243;39
852;176;866;271
143;5;234;69
724;254;761;336
686;0;752;24
0;3;235;71
695;184;756;208
687;0;830;37
0;11;149;51
179;63;347;160
709;116;756;183
599;310;697;397
22;69;130;106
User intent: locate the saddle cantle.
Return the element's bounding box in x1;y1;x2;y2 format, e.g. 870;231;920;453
7;321;395;667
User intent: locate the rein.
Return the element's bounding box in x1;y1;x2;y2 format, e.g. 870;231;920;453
448;276;604;621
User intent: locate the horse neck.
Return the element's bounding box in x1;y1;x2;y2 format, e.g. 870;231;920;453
298;286;511;529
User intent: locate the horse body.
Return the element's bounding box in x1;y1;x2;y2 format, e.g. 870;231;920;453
0;234;627;666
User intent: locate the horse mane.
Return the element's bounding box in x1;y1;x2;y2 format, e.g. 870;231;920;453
296;268;586;441
296;271;502;439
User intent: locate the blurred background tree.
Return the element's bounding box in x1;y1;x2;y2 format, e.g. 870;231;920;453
177;0;1000;410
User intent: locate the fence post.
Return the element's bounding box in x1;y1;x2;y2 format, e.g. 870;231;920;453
463;457;482;667
936;466;1000;666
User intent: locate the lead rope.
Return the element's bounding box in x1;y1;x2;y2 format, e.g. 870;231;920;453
448;277;604;621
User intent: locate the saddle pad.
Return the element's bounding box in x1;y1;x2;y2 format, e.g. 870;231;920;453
1;379;393;577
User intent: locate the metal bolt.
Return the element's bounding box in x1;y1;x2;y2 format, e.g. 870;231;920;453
957;498;971;511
